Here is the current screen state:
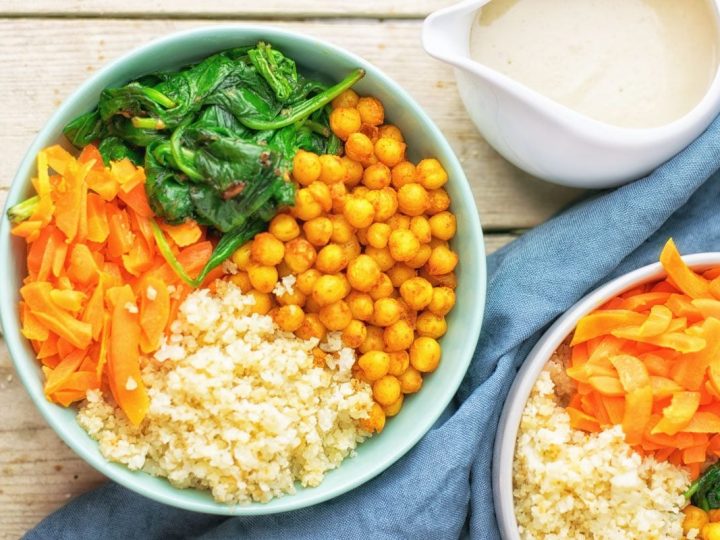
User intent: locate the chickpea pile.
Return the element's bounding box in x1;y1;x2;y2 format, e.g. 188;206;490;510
229;89;458;434
684;506;720;539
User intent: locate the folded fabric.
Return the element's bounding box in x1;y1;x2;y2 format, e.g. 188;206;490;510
25;115;720;540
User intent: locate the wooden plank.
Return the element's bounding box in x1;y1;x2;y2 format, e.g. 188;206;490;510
0;18;582;230
0;0;455;18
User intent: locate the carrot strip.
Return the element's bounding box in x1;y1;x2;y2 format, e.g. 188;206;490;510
660;239;712;299
21;282;92;349
139;277;170;354
571;310;646;345
652;391;701;435
44;349;85;395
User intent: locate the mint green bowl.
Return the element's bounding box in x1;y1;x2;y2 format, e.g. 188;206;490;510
0;25;486;515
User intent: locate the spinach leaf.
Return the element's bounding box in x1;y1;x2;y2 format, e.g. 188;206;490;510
98;136;143;165
687;463;720;511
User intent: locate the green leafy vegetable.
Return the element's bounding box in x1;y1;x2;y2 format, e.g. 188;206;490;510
53;41;364;284
7;195;39;224
686;462;720;511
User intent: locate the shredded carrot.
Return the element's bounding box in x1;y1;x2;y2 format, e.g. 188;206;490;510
565;239;720;469
11;144;215;425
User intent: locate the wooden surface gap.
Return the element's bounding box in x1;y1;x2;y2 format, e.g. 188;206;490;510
0;12;421;21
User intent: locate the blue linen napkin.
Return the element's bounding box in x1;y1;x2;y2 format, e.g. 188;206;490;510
25;115;720;540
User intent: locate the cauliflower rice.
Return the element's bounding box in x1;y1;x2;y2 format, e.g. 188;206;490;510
513;370;691;540
77;281;374;504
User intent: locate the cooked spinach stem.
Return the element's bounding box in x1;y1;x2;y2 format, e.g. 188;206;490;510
141;87;176;108
150;219;198;287
169;120;203;182
302;119;331;137
7;195;39;223
131;117;166;130
238;68;365;130
686;462;720;511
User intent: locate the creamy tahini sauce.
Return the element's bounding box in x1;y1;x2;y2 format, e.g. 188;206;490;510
469;0;719;128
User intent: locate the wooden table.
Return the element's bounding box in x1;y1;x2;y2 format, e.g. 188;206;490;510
0;2;583;537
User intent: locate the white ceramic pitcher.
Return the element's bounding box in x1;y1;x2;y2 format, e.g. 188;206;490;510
423;0;720;188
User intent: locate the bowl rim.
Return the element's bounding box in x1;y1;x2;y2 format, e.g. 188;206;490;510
0;24;486;516
492;252;720;539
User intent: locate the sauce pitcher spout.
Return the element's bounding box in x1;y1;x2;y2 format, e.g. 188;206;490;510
422;0;488;67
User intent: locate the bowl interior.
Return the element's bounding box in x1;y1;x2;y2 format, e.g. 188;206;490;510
492;253;720;539
0;25;486;515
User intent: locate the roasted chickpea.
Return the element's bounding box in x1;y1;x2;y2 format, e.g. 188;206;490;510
307;181;332;212
345;132;374;163
429;238;449;249
428;286;456;316
416;311;447;339
429;211;457;241
383;394;404;417
342;196;375;229
229;271;252;293
353;185;370;198
359;402;386;433
346;291;375;321
410;216;432;243
303;216;333;247
269;213;301;242
387;263;417;288
416;158;448;189
329;181;348;214
247;290;274;315
329;107;362;141
292;150;322;186
384;320;415;352
273;305;305;332
405;244;433;269
396;298;418;327
426;245;459;276
378;124;404;142
400;277;433;310
365;246;395;272
332;89;359;109
399;366;423;394
356;226;370;246
358;350;390;381
342;319;367;348
338;238;362;262
315;244;348;274
284;238;317;273
702;523;720;540
318;154;346;184
367;222;392;249
387;214;411;230
397;183;430;216
362;162;392;189
426;188;451;215
373;375;402;406
359;326;385;354
684;506;710;535
318;300;353;331
231;242;253;270
709;509;720;523
369;273;394;301
304;296;322;314
366;187;398;222
371;298;402;327
292;188;323;221
250;232;284;266
276;287;306;307
356;96;385;126
421;268;458;289
359;123;380;143
389;229;421;262
247;264;278;294
387;351;410;376
312;274;347;306
342;156;364;187
295;268;321;296
278;262;293;279
391;161;416;189
346;254;381;292
410;337;441;372
374;137;406;168
329;214;355;244
295;313;327;341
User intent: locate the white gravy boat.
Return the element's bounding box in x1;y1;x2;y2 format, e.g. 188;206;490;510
423;0;720;188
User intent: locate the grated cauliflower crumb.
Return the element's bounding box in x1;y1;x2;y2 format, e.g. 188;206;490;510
513;370;690;540
125;377;138;391
272;274;297;297
77;281;374;504
124;302;139;314
145;286;157;301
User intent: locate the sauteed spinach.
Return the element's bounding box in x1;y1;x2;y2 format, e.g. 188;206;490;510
10;42;364;286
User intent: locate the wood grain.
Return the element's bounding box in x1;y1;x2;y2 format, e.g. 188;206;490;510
1;0;455;18
0;18;582;230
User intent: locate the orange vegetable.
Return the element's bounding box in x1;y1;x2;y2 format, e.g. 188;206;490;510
660;239;711;299
570;310;646;345
652;391;701;436
11;145;212;420
107;285;149;426
567;407;601;432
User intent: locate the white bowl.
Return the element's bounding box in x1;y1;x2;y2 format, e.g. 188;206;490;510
422;0;720;188
492;252;720;539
